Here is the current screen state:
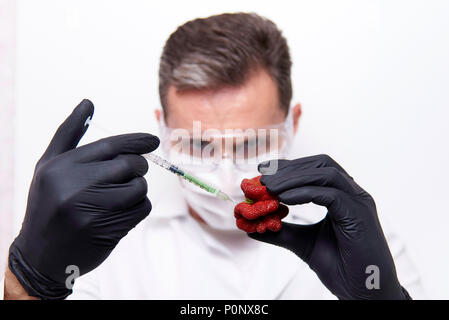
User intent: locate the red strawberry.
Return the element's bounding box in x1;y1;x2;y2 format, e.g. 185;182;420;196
235;175;289;234
240;176;276;201
234;200;279;220
236;204;289;234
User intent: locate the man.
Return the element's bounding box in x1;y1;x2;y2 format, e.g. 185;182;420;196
2;13;423;299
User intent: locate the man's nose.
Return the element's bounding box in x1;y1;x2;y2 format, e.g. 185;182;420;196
219;158;238;186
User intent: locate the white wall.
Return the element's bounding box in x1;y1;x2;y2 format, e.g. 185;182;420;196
0;0;15;277
12;0;449;298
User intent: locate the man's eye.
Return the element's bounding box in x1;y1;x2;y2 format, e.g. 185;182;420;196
237;139;257;150
190;139;212;149
246;139;257;148
189;139;218;158
235;140;252;150
233;139;257;158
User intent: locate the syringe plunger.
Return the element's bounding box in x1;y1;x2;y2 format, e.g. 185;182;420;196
143;153;172;171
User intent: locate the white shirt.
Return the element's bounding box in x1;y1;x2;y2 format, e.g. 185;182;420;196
1;186;425;299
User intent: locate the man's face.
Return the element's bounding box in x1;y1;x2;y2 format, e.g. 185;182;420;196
157;67;300;226
164;68;287;131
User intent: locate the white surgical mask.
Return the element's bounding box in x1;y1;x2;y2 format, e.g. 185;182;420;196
178;159;260;231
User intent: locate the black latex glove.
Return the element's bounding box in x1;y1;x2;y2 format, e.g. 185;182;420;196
8;99;160;299
250;154;410;300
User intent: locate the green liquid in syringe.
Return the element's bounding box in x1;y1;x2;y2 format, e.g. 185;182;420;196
143;153;234;203
182;173;218;194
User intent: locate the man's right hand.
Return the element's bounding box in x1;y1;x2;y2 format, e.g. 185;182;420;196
6;99;160;300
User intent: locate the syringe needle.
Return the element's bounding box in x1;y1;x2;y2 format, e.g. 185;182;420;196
143;153;235;203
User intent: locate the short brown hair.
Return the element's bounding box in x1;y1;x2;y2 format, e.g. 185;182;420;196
159;13;292;113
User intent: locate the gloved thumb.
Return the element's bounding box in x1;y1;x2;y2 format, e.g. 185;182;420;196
39;99;94;163
248;221;320;264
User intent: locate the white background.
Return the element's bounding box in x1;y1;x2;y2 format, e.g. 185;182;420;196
9;0;449;298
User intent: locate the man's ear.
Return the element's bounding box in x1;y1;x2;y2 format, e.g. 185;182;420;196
154;109;162;122
292;103;302;134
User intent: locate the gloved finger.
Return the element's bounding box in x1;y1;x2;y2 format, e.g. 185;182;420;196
94;197;152;242
95;154;149;183
110;197;152;233
87;177;148;211
259;154;364;194
278;186;353;222
262;167;357;195
259;154;351;178
257;159;291;175
70;133;160;162
249;221;322;263
39;99;94;163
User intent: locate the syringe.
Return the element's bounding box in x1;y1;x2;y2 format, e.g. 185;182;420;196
143;153;236;203
83;118;235;203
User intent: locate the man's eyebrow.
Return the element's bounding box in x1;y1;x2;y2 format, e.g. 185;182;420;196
192;137;262;145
